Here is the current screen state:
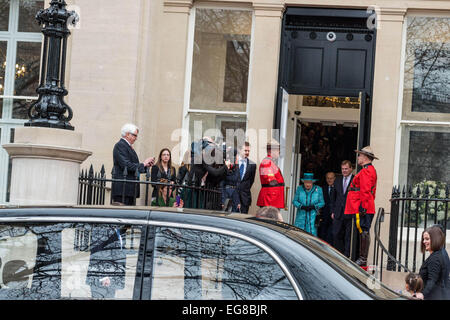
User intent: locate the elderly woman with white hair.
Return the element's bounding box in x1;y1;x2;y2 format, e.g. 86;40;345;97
111;123;155;205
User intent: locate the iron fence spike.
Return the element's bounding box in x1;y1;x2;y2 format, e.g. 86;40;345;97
434;186;439;197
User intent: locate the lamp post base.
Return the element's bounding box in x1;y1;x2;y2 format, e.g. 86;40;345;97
2;127;91;205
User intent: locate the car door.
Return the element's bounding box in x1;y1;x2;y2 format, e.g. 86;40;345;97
0;211;148;300
141;218;301;300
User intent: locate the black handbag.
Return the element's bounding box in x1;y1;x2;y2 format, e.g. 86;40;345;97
315;210;323;228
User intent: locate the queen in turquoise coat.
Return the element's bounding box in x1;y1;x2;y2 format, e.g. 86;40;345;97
292;173;325;236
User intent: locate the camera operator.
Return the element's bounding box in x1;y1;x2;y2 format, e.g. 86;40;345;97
190;137;231;189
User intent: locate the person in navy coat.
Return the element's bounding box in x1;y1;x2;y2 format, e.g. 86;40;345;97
318;172;336;245
331;160;354;256
111;123;155;205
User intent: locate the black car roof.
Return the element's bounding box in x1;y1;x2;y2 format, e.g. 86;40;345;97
0;205;304;242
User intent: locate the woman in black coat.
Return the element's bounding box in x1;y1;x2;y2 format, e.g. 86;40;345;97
151;148;177;200
419;225;450;300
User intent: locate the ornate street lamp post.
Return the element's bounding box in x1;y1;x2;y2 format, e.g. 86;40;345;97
25;0;78;130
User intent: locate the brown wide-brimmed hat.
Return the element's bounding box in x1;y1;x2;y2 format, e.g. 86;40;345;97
355;146;379;160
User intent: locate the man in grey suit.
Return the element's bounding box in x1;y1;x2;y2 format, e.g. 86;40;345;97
331;160;354;256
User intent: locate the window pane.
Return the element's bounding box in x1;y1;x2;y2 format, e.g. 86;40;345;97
190;9;252;112
223;40;250;103
189;113;247;146
14;41;41;97
0;223;143;300
18;0;45;33
151;227;297;300
0;99;3;119
0;0;10;31
0;41;6;97
402;17;450;117
401;128;450;187
12;99;33;119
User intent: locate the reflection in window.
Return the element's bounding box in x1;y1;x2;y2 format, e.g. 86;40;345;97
0;41;6;97
14;41;41;97
406;130;450;186
403;17;450;114
151;227;297;300
0;0;10;31
0;223;142;300
223;40;250;103
190;9;252;112
188;113;246;146
18;0;45;33
12;99;33;119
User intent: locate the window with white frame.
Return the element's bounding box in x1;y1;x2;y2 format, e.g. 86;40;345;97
398;16;450;190
0;0;44;203
185;7;252;147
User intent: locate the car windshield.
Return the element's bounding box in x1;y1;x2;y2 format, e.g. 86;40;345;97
240;217;403;299
283;227;402;299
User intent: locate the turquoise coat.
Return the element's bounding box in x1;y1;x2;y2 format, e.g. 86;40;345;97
292;184;325;236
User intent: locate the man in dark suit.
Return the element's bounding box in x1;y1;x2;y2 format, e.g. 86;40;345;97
111;123;155;205
319;171;336;245
236;141;256;213
331;160;354;256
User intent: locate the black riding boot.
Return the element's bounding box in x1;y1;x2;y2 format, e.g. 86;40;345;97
356;231;370;267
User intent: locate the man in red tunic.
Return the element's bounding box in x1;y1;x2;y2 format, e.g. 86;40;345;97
257;140;285;209
344;146;378;267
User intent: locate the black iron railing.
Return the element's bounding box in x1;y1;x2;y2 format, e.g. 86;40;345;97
78;165;222;210
371;208;412;282
387;184;449;272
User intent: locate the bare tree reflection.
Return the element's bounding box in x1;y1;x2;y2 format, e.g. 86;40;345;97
190;9;252;111
86;225;128;299
404;17;450;113
153;227;297;300
0;223;139;300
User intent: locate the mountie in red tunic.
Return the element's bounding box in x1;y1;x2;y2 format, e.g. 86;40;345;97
257;156;285;208
344;163;377;215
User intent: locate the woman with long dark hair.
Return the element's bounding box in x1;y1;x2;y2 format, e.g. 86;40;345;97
151;148;177;200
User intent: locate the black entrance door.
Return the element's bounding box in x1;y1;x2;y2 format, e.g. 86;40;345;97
275;7;377;150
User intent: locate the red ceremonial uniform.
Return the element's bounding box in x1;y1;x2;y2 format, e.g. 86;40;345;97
344;163;377;215
257;156;285;208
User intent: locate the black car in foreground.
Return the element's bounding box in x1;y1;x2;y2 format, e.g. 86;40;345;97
0;205;405;300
